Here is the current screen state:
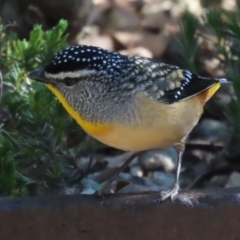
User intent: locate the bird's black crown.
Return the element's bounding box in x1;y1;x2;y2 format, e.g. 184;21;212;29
45;45;127;74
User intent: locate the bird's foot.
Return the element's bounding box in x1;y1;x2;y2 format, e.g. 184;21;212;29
96;181;116;197
158;183;179;202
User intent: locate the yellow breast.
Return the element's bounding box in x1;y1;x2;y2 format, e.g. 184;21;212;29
46;83;220;151
46;84;113;136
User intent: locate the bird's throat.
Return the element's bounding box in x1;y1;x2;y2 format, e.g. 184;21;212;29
45;84;113;136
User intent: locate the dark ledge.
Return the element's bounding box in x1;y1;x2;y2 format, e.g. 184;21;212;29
0;188;240;240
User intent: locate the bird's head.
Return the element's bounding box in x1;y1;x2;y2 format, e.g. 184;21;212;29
28;45;142;123
28;45;127;95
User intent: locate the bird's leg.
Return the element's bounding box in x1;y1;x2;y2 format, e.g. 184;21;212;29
98;151;142;196
159;141;185;201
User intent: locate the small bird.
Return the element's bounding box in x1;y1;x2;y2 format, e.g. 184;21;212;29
29;45;231;201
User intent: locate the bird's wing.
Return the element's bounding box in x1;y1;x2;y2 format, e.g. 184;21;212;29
134;59;219;104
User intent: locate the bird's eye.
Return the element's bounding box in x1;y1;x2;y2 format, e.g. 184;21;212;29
64;78;78;86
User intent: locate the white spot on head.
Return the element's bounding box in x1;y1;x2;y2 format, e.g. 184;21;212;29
64;59;67;62
74;51;78;54
82;58;86;62
177;91;181;95
81;50;84;53
77;58;80;61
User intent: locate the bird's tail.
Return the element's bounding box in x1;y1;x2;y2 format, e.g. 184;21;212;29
217;78;233;84
198;76;232;84
198;77;232;103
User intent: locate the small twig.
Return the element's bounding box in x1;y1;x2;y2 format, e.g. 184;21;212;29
185;140;224;151
184;166;235;190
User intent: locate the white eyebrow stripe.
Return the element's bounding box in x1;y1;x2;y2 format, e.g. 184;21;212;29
44;69;97;79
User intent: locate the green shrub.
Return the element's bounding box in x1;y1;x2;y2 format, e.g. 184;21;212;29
0;20;87;196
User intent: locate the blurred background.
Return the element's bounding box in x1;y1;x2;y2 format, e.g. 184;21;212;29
0;0;240;197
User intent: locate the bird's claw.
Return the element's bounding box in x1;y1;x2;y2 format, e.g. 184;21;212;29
158;183;180;202
96;181;116;197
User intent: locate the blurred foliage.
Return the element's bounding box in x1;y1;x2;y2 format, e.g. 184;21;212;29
178;12;200;73
178;9;240;155
0;20;89;196
0;136;16;195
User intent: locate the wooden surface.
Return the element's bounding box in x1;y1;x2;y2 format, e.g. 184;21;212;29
0;188;240;240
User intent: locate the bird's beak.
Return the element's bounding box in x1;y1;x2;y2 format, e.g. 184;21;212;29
28;68;49;84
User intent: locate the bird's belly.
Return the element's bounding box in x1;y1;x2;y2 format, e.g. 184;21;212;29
89;94;203;151
91;123;187;151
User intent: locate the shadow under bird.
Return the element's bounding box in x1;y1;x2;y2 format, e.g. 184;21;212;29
28;45;232;201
